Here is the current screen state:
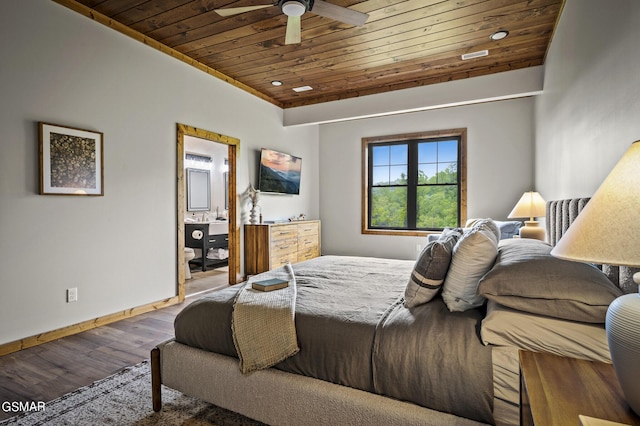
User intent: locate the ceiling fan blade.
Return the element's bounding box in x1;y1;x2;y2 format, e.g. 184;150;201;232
214;4;272;17
285;15;301;45
311;0;369;26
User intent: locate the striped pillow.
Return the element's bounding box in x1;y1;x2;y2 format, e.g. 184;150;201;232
404;230;460;308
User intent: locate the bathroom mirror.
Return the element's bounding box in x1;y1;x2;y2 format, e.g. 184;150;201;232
186;168;210;211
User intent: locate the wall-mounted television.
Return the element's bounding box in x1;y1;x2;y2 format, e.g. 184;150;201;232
258;148;302;195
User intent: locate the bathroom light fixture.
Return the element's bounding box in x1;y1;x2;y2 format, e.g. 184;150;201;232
490;30;509;41
271;80;283;86
185;153;212;170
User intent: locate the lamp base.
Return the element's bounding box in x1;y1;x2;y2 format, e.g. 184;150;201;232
519;221;545;241
606;275;640;416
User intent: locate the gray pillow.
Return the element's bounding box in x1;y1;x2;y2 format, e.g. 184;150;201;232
481;300;611;363
466;218;523;239
494;220;522;239
442;220;499;312
477;239;623;323
465;218;500;241
404;230;460;308
439;227;463;240
475;218;500;242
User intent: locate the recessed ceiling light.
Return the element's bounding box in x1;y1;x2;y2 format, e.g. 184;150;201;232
490;30;509;41
293;85;313;92
271;80;283;86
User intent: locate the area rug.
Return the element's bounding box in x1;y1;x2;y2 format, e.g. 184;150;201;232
0;361;265;425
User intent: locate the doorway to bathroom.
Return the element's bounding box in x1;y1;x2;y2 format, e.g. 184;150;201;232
176;123;241;301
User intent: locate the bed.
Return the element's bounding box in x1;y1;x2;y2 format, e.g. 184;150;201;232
151;198;633;425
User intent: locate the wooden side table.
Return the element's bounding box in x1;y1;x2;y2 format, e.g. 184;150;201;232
519;351;640;425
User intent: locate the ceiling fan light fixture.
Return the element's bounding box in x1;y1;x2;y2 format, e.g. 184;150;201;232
281;0;307;17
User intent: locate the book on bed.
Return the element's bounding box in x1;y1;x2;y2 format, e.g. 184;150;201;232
251;278;289;292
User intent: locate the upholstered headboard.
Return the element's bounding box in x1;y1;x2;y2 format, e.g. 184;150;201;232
546;198;637;294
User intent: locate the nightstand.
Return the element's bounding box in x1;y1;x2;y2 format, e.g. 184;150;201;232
519;351;640;425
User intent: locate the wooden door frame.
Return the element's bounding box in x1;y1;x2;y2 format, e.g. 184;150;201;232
177;123;241;301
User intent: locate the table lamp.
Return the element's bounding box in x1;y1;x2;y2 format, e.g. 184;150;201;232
551;140;640;416
508;191;546;240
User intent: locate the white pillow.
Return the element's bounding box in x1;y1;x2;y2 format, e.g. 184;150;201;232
442;221;498;311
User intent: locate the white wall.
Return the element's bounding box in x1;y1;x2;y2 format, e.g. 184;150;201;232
284;66;543;126
249;128;320;224
319;97;535;260
0;1;318;345
535;0;640;200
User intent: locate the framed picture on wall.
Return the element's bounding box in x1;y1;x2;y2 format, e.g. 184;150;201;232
39;122;104;196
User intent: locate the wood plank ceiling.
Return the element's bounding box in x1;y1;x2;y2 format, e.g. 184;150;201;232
61;0;564;109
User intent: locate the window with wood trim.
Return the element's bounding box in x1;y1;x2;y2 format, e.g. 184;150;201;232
362;129;467;236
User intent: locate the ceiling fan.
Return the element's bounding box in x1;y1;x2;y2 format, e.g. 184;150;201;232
214;0;369;45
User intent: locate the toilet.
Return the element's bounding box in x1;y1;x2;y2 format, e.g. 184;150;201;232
184;247;195;280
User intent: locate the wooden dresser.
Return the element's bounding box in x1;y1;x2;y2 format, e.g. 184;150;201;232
244;220;321;276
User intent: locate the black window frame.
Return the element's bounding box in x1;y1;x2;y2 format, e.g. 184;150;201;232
362;129;467;236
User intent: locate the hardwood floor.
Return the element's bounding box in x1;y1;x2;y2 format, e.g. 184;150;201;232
0;272;231;421
185;265;229;296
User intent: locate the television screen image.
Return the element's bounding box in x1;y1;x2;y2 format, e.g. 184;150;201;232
258;148;302;195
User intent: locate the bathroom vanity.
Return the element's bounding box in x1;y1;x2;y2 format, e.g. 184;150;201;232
185;222;229;272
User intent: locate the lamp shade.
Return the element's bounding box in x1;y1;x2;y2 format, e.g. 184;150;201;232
508;191;546;221
550;140;640;416
550;141;640;266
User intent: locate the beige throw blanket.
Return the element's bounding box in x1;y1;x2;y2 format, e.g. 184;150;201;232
231;263;299;374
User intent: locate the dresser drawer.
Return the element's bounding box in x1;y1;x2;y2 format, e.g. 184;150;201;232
271;225;298;241
270;238;298;257
297;222;319;237
297;247;319;263
271;253;298;269
298;234;318;251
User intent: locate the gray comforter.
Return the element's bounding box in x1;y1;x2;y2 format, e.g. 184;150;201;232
174;255;494;424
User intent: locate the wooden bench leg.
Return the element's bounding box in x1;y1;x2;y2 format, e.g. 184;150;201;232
151;347;162;412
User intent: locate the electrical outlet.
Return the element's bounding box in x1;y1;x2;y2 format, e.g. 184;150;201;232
67;288;78;303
